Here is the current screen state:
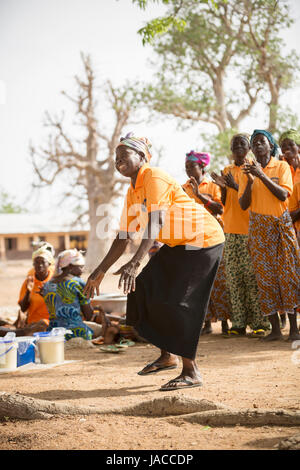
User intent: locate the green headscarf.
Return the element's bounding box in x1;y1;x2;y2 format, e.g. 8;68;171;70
250;130;279;157
279;129;300;147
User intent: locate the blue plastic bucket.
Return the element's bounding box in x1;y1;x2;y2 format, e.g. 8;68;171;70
16;337;36;367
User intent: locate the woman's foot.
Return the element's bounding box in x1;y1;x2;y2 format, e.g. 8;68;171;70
201;320;213;335
160;374;203;391
160;358;203;391
225;327;246;337
261;330;283;341
287;312;300;341
137;350;179;375
261;314;282;341
287;331;300;341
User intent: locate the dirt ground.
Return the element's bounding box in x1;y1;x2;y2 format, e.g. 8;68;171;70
0;259;299;451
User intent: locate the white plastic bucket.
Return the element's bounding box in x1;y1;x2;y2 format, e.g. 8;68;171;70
0;339;17;370
35;333;65;364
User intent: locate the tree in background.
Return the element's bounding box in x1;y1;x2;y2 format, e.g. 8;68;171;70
132;0;299;167
0;189;25;214
30;53;142;271
241;0;299;135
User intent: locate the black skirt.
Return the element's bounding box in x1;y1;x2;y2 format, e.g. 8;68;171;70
126;242;224;359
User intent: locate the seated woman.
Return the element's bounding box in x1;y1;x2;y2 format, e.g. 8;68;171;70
0;245;55;338
92;306;139;352
41;249;95;341
17;245;55;330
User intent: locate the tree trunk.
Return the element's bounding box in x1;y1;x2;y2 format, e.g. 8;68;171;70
212;73;228;132
85;194;117;273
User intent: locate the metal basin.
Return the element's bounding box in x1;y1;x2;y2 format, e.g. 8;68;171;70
90;293;127;313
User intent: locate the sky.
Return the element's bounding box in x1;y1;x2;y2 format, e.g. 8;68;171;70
1;0;300;214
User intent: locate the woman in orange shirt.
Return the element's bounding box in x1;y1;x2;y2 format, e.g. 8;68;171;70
18;246;55;331
212;134;270;337
279;129;300;185
183;150;231;336
84;133;225;391
239;130;300;341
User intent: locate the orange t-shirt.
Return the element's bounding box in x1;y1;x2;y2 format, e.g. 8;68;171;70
238;158;293;217
182;176;222;206
286;164;300;185
18;266;54;325
222;164;250;235
119;164;225;249
182;176;224;228
289;181;300;232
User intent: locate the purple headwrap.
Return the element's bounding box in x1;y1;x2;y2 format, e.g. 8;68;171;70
186;150;211;167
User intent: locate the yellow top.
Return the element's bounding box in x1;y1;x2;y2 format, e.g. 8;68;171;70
289;165;300;185
238;158;293;217
289;181;300;232
18;266;54;325
119;164;225;249
222;164;250;235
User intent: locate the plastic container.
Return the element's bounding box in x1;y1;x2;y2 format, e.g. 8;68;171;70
34;328;71;364
15;336;36;367
0;335;17;370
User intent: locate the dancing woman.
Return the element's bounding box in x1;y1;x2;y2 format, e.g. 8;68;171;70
84;133;224;391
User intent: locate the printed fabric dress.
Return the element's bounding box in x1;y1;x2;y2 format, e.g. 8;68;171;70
42;276;93;340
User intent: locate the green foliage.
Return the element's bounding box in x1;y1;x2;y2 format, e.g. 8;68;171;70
0;189;26;214
131;0;216;44
138;17;186;45
132;0;171;9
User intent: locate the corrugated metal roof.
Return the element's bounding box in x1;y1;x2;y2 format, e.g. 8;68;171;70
0;213;89;235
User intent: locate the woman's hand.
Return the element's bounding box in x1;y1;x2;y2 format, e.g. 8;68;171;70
187;176;200;197
211;171;226;189
83;271;105;299
26;276;34;292
242;161;256;184
223;171;238;190
243;159;264;180
114;260;140;295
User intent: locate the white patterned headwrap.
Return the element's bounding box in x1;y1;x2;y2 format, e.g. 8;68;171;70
55;249;85;275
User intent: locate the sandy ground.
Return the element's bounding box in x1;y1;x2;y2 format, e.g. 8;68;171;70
0;259;299;451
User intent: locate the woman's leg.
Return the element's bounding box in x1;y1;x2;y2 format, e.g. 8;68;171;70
138;349;179;375
224;235;247;333
288;310;300;341
262;313;282;341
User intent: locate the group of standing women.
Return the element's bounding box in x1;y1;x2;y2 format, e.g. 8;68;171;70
182;129;300;343
84;129;300;391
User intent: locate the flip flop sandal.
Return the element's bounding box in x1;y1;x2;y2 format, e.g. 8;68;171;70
119;339;135;347
115;343;128;349
99;345;125;353
160;378;203;392
225;329;246;337
247;329;266;338
137;363;178;376
92;337;105;345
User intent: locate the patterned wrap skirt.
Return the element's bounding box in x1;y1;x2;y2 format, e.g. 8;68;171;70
248;210;300;316
223;233;270;330
205;253;232;322
126;242;224;359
